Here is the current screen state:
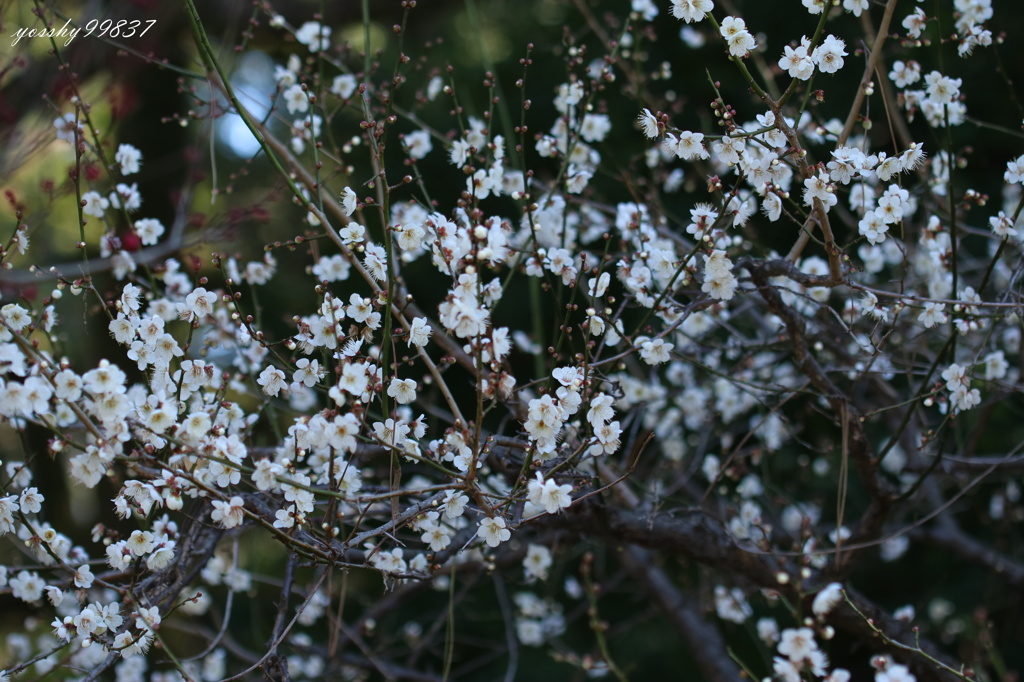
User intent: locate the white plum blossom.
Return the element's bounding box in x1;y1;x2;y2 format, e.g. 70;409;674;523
876;663;917;682
843;0;869;16
1004;155;1024;185
341;187;358;216
54;112;82;142
178;287;217;321
82;191;109;217
133;218;164;246
387;378;418;404
0;496;19;535
803;171;837;210
630;0;658;21
295;21;331;51
115;144;142;175
524;394;566;454
714;585;752;623
580;114;611;142
404;130;433;159
638;108;659;138
211;496;246;529
924;71;962;104
10;570;44;603
639;337;673;365
523;544;553;581
283;84;311;116
812;582;844;617
719;16;756;57
331;74;357;98
903;8;928;39
918;302;947;329
449;139;471;167
407;317;432;347
671;0;713;23
669;130;709;160
758;618;780;645
702;250;738;301
780;41;815;80
859;210;890;245
982;350;1008;381
812;35;847;74
778;627;822;667
477;516;511;547
943;363;982;412
292;358;323;388
258;366;286;395
989;211;1017;238
527;473;573;514
110;182;143;210
890;60;922;87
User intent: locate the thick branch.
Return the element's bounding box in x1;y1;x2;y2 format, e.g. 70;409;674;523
550;504;963;682
619;546;743;682
745;262;897;507
912;520;1024;590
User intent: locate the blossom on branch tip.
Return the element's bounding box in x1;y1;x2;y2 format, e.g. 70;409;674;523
720;16;756;57
638;108;659;138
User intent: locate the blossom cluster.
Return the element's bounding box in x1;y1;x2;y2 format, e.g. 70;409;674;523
0;0;1018;679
